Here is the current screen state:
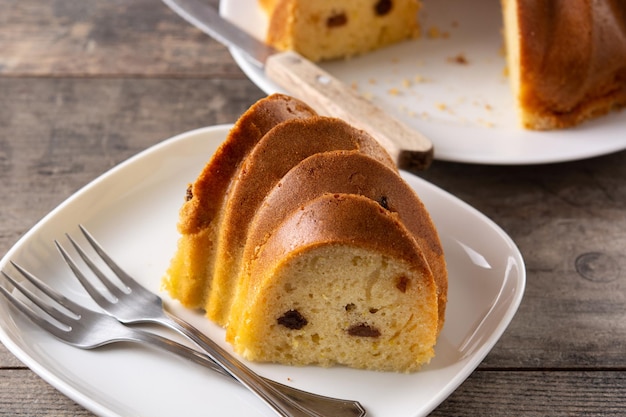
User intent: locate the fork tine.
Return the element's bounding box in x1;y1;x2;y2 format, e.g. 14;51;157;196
7;261;83;315
0;284;71;341
77;225;144;292
55;238;126;306
0;267;76;333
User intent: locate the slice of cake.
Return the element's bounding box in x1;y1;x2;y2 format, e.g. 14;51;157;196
227;193;438;372
263;0;421;61
164;94;446;372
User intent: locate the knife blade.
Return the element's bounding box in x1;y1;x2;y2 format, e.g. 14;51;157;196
162;0;434;171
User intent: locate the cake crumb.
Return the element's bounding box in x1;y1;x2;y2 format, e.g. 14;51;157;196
427;26;440;38
448;54;469;65
399;104;417;117
477;118;495;128
388;88;401;96
426;25;450;39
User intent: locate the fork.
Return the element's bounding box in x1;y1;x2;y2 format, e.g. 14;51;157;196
55;225;366;417
0;263;363;416
0;263;231;372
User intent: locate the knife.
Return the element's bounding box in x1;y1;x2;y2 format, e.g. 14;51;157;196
162;0;434;171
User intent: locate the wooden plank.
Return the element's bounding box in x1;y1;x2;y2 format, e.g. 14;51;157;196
1;369;624;416
0;370;94;416
0;0;241;76
0;345;24;368
431;370;626;417
0;78;265;256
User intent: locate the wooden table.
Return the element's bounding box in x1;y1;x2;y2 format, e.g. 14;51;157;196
1;1;625;415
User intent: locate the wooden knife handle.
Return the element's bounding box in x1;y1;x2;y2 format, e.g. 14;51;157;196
265;50;434;171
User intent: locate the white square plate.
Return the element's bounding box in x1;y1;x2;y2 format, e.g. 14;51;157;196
0;125;525;417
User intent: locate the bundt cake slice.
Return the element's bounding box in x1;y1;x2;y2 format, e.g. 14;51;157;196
163;94;317;309
207;116;396;325
263;0;421;61
164;94;447;372
240;150;447;333
227;193;438;372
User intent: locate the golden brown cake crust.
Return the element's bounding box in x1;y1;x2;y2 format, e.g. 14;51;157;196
178;93;317;235
512;0;626;129
244;150;447;332
207;117;396;324
250;193;433;280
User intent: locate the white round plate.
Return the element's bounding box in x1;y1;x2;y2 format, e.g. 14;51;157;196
0;125;525;417
220;0;626;165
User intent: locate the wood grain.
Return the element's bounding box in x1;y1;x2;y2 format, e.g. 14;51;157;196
0;370;92;416
1;369;624;417
431;370;626;417
0;78;264;254
0;0;233;77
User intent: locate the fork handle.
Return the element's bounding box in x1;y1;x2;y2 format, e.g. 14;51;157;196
130;328;365;415
160;311;366;417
